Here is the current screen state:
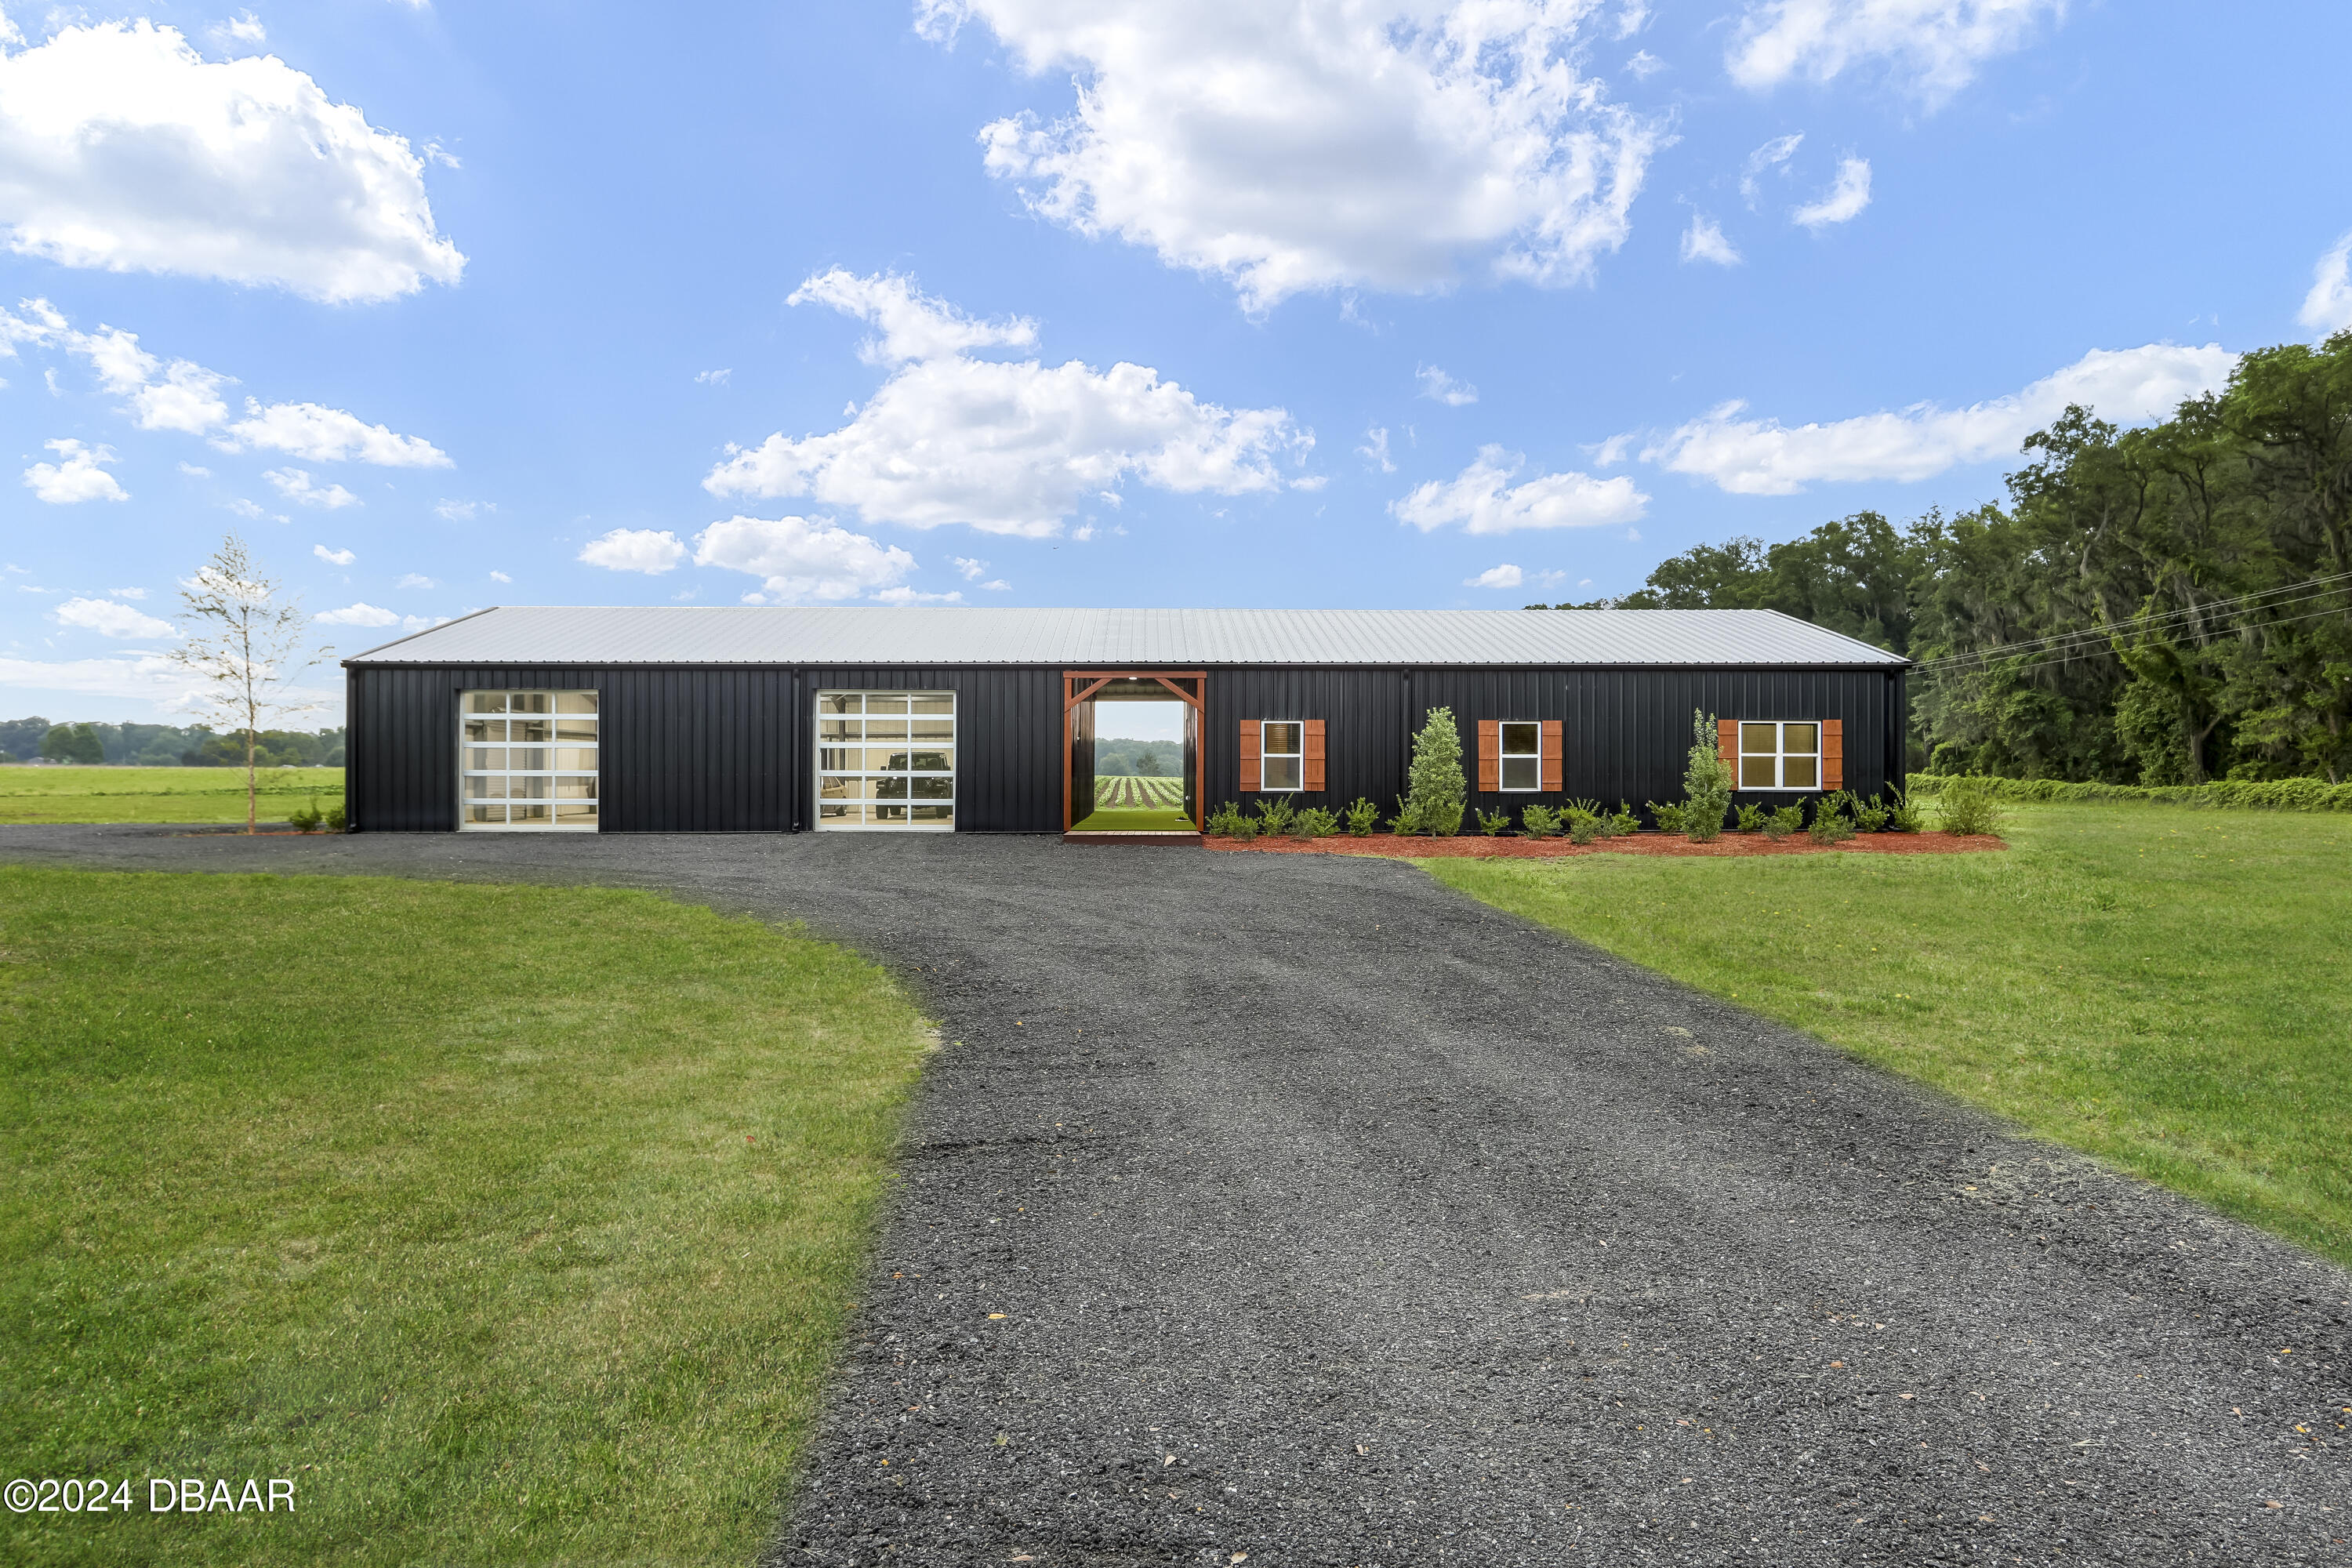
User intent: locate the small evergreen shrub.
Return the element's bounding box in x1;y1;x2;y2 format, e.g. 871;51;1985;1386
1647;800;1686;833
1295;805;1340;839
1401;707;1468;836
1475;807;1513;836
1853;793;1891;833
1758;804;1801;840
1937;776;2004;837
1385;794;1419;835
1808;792;1857;844
1567;813;1599;844
1884;787;1925;833
323;804;347;833
1607;801;1642;837
1682;710;1733;843
287;797;324;833
1254;796;1298;838
1344;797;1380;836
1519;803;1562;838
1229;813;1259;840
1204;801;1244;837
1734;803;1765;833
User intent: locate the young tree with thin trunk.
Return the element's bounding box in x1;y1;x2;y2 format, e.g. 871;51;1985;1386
170;535;329;833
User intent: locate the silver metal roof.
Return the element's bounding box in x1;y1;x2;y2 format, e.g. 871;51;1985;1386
344;606;1907;668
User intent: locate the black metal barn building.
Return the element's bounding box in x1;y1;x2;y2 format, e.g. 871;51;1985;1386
343;607;1909;835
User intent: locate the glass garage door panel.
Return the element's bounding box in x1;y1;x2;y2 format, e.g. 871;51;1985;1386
815;691;953;830
460;690;599;831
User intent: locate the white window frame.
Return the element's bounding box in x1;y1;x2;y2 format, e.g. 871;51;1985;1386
1736;720;1823;791
1259;720;1304;793
458;689;600;831
1497;720;1542;793
815;690;956;831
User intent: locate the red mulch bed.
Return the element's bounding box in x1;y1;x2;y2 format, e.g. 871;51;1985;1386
1206;830;2003;859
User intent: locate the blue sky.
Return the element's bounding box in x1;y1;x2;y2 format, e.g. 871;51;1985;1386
3;0;2349;721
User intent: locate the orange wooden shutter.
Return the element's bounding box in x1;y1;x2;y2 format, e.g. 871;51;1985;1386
1821;719;1844;791
1303;719;1327;792
1540;720;1563;791
1477;720;1500;792
1239;720;1261;792
1717;718;1738;764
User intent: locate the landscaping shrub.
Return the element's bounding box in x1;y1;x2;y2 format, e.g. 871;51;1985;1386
1734;803;1765;833
1204;801;1243;837
1344;797;1380;836
1884;787;1925;833
323;804;347;832
1647;800;1686;834
1682;710;1733;843
1905;772;2352;813
287;796;324;833
1295;805;1340;839
1937;776;2005;837
1760;804;1803;840
1853;794;1891;833
1519;803;1562;839
1475;807;1513;836
1808;791;1857;844
1229;814;1259;840
1608;801;1642;837
1568;813;1599;845
1401;706;1468;836
1253;796;1298;838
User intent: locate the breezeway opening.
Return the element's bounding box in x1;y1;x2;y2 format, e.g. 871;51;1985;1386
1064;673;1203;835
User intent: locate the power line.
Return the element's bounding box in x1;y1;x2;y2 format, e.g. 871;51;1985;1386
1915;571;2352;673
1931;601;2352;681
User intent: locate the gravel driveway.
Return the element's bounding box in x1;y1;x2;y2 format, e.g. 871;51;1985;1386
5;825;2348;1566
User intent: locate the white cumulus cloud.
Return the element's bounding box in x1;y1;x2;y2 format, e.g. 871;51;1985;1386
24;437;125;503
0;19;464;300
925;0;1665;311
1417;365;1478;406
1392;445;1649;534
1641;342;2238;495
789;268;1037;365
693;514;917;602
1791;157;1871;228
2300;233;2352;336
219;401;448;466
54;594;172;637
1465;563;1525;590
395;573;437;590
706;270;1308;537
314;602;399;626
578;528;687;574
265;467;358;509
1680;214;1741;265
313;543;355;566
1726;0;2062;107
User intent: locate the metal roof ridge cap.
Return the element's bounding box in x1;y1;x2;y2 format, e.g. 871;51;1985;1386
339;603;503;665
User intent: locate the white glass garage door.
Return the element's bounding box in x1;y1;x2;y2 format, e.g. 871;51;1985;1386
460;690;599;830
816;691;953;830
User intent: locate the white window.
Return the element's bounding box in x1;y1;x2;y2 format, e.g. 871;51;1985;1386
1738;720;1820;790
1261;721;1303;792
1499;721;1541;791
460;690;599;829
817;691;954;829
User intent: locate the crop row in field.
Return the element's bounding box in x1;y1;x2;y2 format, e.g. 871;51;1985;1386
1094;775;1185;809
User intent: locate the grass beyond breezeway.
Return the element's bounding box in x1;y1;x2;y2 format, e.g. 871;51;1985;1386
1069;806;1200;832
0;867;931;1566
1428;804;2352;1269
0;766;345;824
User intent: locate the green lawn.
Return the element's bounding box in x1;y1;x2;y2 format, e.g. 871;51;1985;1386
1428;804;2352;1269
0;868;932;1566
0;766;344;824
1069;806;1200;832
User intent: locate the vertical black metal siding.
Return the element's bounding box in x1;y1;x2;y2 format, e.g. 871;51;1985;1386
347;660;1903;833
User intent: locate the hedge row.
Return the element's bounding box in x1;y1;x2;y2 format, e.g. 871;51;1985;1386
1905;773;2352;813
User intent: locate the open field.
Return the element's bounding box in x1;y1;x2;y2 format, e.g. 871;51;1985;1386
0;866;931;1566
0;766;344;824
1092;775;1184;810
1429;802;2352;1269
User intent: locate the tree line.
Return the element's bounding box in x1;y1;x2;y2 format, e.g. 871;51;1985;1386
1531;332;2352;784
0;718;346;768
